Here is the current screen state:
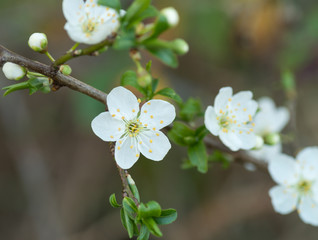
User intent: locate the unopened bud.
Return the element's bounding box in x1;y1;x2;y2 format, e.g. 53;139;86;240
264;133;281;146
171;39;189;55
28;33;48;52
137;67;152;87
2;62;26;80
59;65;72;75
254;136;264;150
161;7;179;27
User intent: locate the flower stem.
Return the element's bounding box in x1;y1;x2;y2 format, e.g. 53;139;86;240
45;51;55;62
67;42;80;53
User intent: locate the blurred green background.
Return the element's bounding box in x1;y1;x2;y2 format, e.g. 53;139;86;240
1;0;318;239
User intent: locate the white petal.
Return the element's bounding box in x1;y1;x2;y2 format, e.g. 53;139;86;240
296;147;318;181
271;107;289;132
247;143;282;163
312;181;318;203
269;185;298;214
139;100;176;130
219;129;256;151
107;87;139;121
204;106;220;136
115;137;140;169
268;154;298;185
91;112;125;141
232;91;253;105
298;195;318;226
64;22;87;43
63;0;83;22
234;100;258;123
214;87;233;115
138;130;171;161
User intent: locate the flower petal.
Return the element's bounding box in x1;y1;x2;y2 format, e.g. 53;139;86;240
107;87;139;121
269;185;298;214
91;112;125;141
298;195;318;226
219;130;256;151
63;0;83;22
204;106;220;136
139;100;176;130
138;130;171;161
247;143;282;163
268;154;298;185
296;147;318;181
115;137;140;169
214;87;233;115
234;99;258;123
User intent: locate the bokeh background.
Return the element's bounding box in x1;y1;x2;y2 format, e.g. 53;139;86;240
1;0;318;239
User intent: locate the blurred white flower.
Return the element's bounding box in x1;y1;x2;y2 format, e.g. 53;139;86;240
28;33;48;52
91;87;176;169
62;0;124;45
247;97;289;163
204;87;258;151
2;62;26;80
268;147;318;226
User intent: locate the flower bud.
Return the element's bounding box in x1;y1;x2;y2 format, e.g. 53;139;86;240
264;133;281;146
171;39;189;55
28;33;48;52
161;7;179;27
137;67;152;87
254;135;264;150
2;62;26;80
59;64;72;76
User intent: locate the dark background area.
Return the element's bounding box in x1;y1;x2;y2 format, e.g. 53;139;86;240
1;0;318;239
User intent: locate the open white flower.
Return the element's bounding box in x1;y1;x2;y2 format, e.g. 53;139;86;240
62;0;124;45
247;97;289;162
204;86;258;151
268;147;318;226
91;87;176;169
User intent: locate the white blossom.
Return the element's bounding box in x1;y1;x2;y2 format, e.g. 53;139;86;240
161;7;179;27
268;147;318;226
28;33;48;52
91;86;176;169
247;97;289;163
62;0;125;45
2;62;26;80
204;86;258;151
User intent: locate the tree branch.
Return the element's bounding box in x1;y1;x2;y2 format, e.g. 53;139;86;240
0;44;268;176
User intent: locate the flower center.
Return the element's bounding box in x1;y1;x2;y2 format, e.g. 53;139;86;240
82;16;99;37
297;180;312;194
125;119;145;137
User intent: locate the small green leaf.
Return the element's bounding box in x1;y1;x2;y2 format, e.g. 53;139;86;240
127;5;159;29
149;14;170;39
124;0;151;24
151;78;159;93
120;208;135;238
127;175;140;202
113;28;136;50
168;122;195;146
195;125;209;142
153;209;177;225
142;217;162;237
109;193;121;208
155;87;182;104
146;47;178;68
2;82;29;96
137;224;150;240
209;150;231;169
146;60;152;72
123;197;138;218
138;201;161;219
179;98;203;122
98;0;121;11
188;141;208;173
121;70;146;95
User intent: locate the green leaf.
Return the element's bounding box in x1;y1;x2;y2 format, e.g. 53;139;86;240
123;197;138;218
127;175;140;203
151;78;159;93
168;122;195;146
209;150;231;169
195;125;209;142
124;0;151;24
138;201;161;219
120;208;135;238
146;47;178;68
113;28;136;50
2;82;29;96
127;5;159;29
121;70;146;95
153;209;177;225
142;217;162;237
149;14;170;39
98;0;121;11
179;98;203;122
188;141;208;173
109;193;121;208
155;87;182;104
137;224;150;240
